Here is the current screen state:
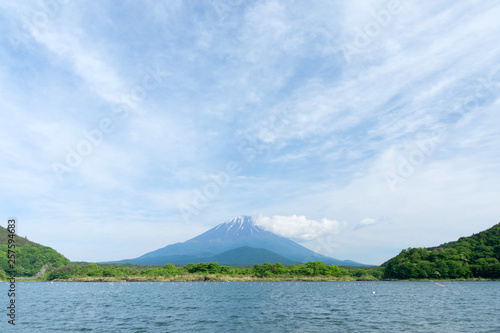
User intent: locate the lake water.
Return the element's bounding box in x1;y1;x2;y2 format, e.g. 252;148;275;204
1;281;499;332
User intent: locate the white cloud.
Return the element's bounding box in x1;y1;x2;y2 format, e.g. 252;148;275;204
359;218;376;227
256;214;344;241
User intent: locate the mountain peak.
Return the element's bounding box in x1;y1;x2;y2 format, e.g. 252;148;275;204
226;215;255;223
213;215;262;236
217;215;255;228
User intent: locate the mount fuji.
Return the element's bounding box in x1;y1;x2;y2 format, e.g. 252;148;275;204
112;216;365;266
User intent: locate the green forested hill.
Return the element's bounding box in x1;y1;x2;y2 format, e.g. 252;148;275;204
0;226;70;278
383;223;500;279
0;226;42;247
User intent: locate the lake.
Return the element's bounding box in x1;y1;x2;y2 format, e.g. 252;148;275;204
1;281;499;332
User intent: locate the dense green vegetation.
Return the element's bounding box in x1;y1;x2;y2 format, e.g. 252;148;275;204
42;261;381;281
343;266;384;280
0;227;70;278
383;223;500;279
47;261;372;281
0;244;70;277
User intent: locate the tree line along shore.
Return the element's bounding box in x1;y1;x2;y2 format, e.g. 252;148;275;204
1;260;498;282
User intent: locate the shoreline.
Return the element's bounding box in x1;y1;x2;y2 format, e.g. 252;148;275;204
3;276;497;283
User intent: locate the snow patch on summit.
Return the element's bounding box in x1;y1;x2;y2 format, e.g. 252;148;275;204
216;216;264;235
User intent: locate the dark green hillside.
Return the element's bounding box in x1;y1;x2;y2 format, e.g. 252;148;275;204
0;226;70;278
383;223;500;279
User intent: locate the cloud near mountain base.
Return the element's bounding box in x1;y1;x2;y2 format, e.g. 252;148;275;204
255;215;344;241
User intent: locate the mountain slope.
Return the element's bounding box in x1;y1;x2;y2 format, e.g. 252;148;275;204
118;246;300;266
383;222;500;279
116;216;366;266
205;246;299;266
0;226;42;247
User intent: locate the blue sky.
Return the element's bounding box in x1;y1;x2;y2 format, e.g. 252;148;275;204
1;0;499;265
